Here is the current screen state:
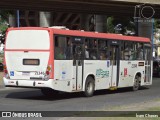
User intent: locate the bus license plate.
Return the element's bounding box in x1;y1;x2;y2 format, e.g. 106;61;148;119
22;72;30;76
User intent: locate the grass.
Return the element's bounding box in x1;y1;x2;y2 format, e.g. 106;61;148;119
0;72;3;86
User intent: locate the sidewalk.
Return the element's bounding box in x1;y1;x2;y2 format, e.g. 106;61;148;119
0;75;21;90
0;78;4;89
0;72;5;89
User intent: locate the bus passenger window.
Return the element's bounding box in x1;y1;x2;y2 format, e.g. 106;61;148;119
54;36;71;60
65;38;73;60
56;48;65;60
100;52;107;60
90;50;97;60
85;44;89;59
85;38;98;60
98;39;108;60
136;43;144;60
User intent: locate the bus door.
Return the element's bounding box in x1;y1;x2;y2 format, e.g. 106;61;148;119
110;41;120;89
72;37;84;91
144;46;152;83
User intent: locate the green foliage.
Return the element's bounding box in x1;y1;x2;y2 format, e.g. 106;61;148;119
0;10;12;22
107;17;115;33
0;24;8;32
0;10;12;43
154;19;160;32
0;10;12;33
106;16;135;35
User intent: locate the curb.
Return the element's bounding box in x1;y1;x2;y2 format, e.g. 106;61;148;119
0;85;4;89
0;84;20;91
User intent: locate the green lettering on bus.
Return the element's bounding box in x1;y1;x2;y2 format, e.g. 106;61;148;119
96;69;109;78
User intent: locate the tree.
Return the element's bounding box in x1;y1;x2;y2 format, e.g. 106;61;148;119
106;16;136;35
154;19;160;33
0;10;12;43
106;16;115;33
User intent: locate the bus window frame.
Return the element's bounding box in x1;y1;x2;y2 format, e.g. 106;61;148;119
54;35;72;60
98;38;109;60
54;34;86;60
84;37;98;60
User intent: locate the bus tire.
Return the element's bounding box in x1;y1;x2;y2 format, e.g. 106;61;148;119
41;88;59;96
132;75;140;91
84;76;95;97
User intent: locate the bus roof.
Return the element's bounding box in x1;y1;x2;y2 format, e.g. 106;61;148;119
7;27;150;43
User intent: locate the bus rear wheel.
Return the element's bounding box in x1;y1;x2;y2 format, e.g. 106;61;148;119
41;88;59;96
84;76;95;97
132;75;140;91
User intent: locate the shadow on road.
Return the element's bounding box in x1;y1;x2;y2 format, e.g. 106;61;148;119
5;86;149;101
153;76;160;78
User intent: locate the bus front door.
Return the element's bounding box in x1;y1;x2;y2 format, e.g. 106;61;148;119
110;45;120;89
72;43;83;91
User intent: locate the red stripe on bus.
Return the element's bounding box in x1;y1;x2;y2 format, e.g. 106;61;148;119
52;29;150;43
6;27;150;43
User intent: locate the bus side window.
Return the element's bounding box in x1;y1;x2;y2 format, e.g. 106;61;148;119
124;42;131;60
54;36;70;60
54;36;61;59
65;37;73;60
98;39;108;60
86;38;98;60
120;41;124;60
85;38;90;59
129;42;135;60
136;43;144;60
90;39;98;60
90;50;97;60
130;42;138;60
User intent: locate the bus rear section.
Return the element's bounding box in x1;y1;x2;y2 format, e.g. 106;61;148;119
3;28;53;89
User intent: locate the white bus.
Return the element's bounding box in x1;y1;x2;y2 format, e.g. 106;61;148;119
3;27;152;97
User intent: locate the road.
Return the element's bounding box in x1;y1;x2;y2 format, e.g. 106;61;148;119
0;77;159;113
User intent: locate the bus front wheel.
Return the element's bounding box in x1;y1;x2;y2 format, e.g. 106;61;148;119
132;75;140;91
84;76;95;97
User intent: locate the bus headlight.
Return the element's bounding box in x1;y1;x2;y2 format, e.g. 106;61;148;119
4;65;10;79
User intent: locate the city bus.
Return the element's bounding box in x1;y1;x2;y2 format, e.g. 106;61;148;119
3;27;152;97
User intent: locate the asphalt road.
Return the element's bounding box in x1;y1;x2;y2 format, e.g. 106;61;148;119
0;77;159;113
